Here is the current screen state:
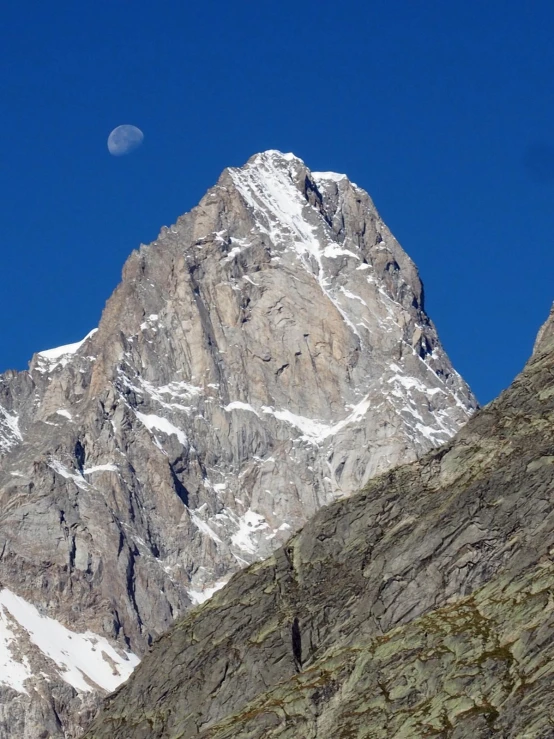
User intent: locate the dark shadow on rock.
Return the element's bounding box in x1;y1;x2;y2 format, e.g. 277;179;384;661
292;617;302;670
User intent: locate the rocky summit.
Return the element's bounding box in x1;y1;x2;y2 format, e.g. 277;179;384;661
0;150;475;737
85;307;554;739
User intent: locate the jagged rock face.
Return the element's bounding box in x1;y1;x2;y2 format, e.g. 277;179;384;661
85;308;554;739
0;150;475;736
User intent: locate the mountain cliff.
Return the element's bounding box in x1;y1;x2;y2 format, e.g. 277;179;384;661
0;150;475;737
84;307;554;738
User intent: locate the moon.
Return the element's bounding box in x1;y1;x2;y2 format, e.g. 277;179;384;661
107;125;144;156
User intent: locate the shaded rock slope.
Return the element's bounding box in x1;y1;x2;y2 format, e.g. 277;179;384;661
0;150;475;736
85;307;554;738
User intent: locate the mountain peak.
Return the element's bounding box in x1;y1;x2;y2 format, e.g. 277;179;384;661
244;149;350;185
247;149;303;163
0;151;476;736
229;150;350;211
234;149;348;184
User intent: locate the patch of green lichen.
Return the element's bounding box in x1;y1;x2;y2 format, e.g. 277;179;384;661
189;558;554;739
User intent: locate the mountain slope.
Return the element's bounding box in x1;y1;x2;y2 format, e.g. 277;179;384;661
84;307;554;739
0;151;475;736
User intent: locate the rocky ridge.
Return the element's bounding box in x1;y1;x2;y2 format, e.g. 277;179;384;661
0;150;475;736
85;307;554;738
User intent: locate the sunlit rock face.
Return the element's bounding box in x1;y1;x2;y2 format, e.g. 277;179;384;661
0;150;475;737
85;305;554;739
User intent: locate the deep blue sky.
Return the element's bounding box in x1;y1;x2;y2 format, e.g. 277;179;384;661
1;1;553;404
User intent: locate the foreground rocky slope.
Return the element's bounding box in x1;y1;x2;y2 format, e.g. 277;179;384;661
85;307;554;738
0;150;475;736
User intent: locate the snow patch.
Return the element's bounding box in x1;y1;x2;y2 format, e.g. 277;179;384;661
312;171;347;182
136;413;187;446
223;237;252;262
190;511;223;544
322;244;359;260
388;370;447;401
0;589;139;694
414;423;449;442
0;407;22;453
48;460;90;491
119;373;203;413
231;509;269;554
261;396;371;444
37;329;97;368
187;578;230;606
83;464;118;475
259;150;301;163
140;314;159;331
0;602;32;693
339;286;366;304
224;401;259;415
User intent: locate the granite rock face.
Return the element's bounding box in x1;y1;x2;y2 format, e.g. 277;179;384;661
85;308;554;738
0;150;475;736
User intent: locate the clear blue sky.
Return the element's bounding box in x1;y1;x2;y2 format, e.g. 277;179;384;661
1;0;553;404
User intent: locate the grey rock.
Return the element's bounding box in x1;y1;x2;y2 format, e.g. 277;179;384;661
0;151;475;736
85;305;554;739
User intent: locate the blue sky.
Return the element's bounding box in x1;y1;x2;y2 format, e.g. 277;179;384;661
1;0;553;404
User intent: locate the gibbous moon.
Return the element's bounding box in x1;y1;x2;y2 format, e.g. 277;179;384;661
107;125;144;156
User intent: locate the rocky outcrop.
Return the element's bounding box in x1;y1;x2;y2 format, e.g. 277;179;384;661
85;308;554;739
0;151;475;736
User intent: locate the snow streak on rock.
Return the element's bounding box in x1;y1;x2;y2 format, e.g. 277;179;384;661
0;407;22;454
0;589;139;695
35;329;98;373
